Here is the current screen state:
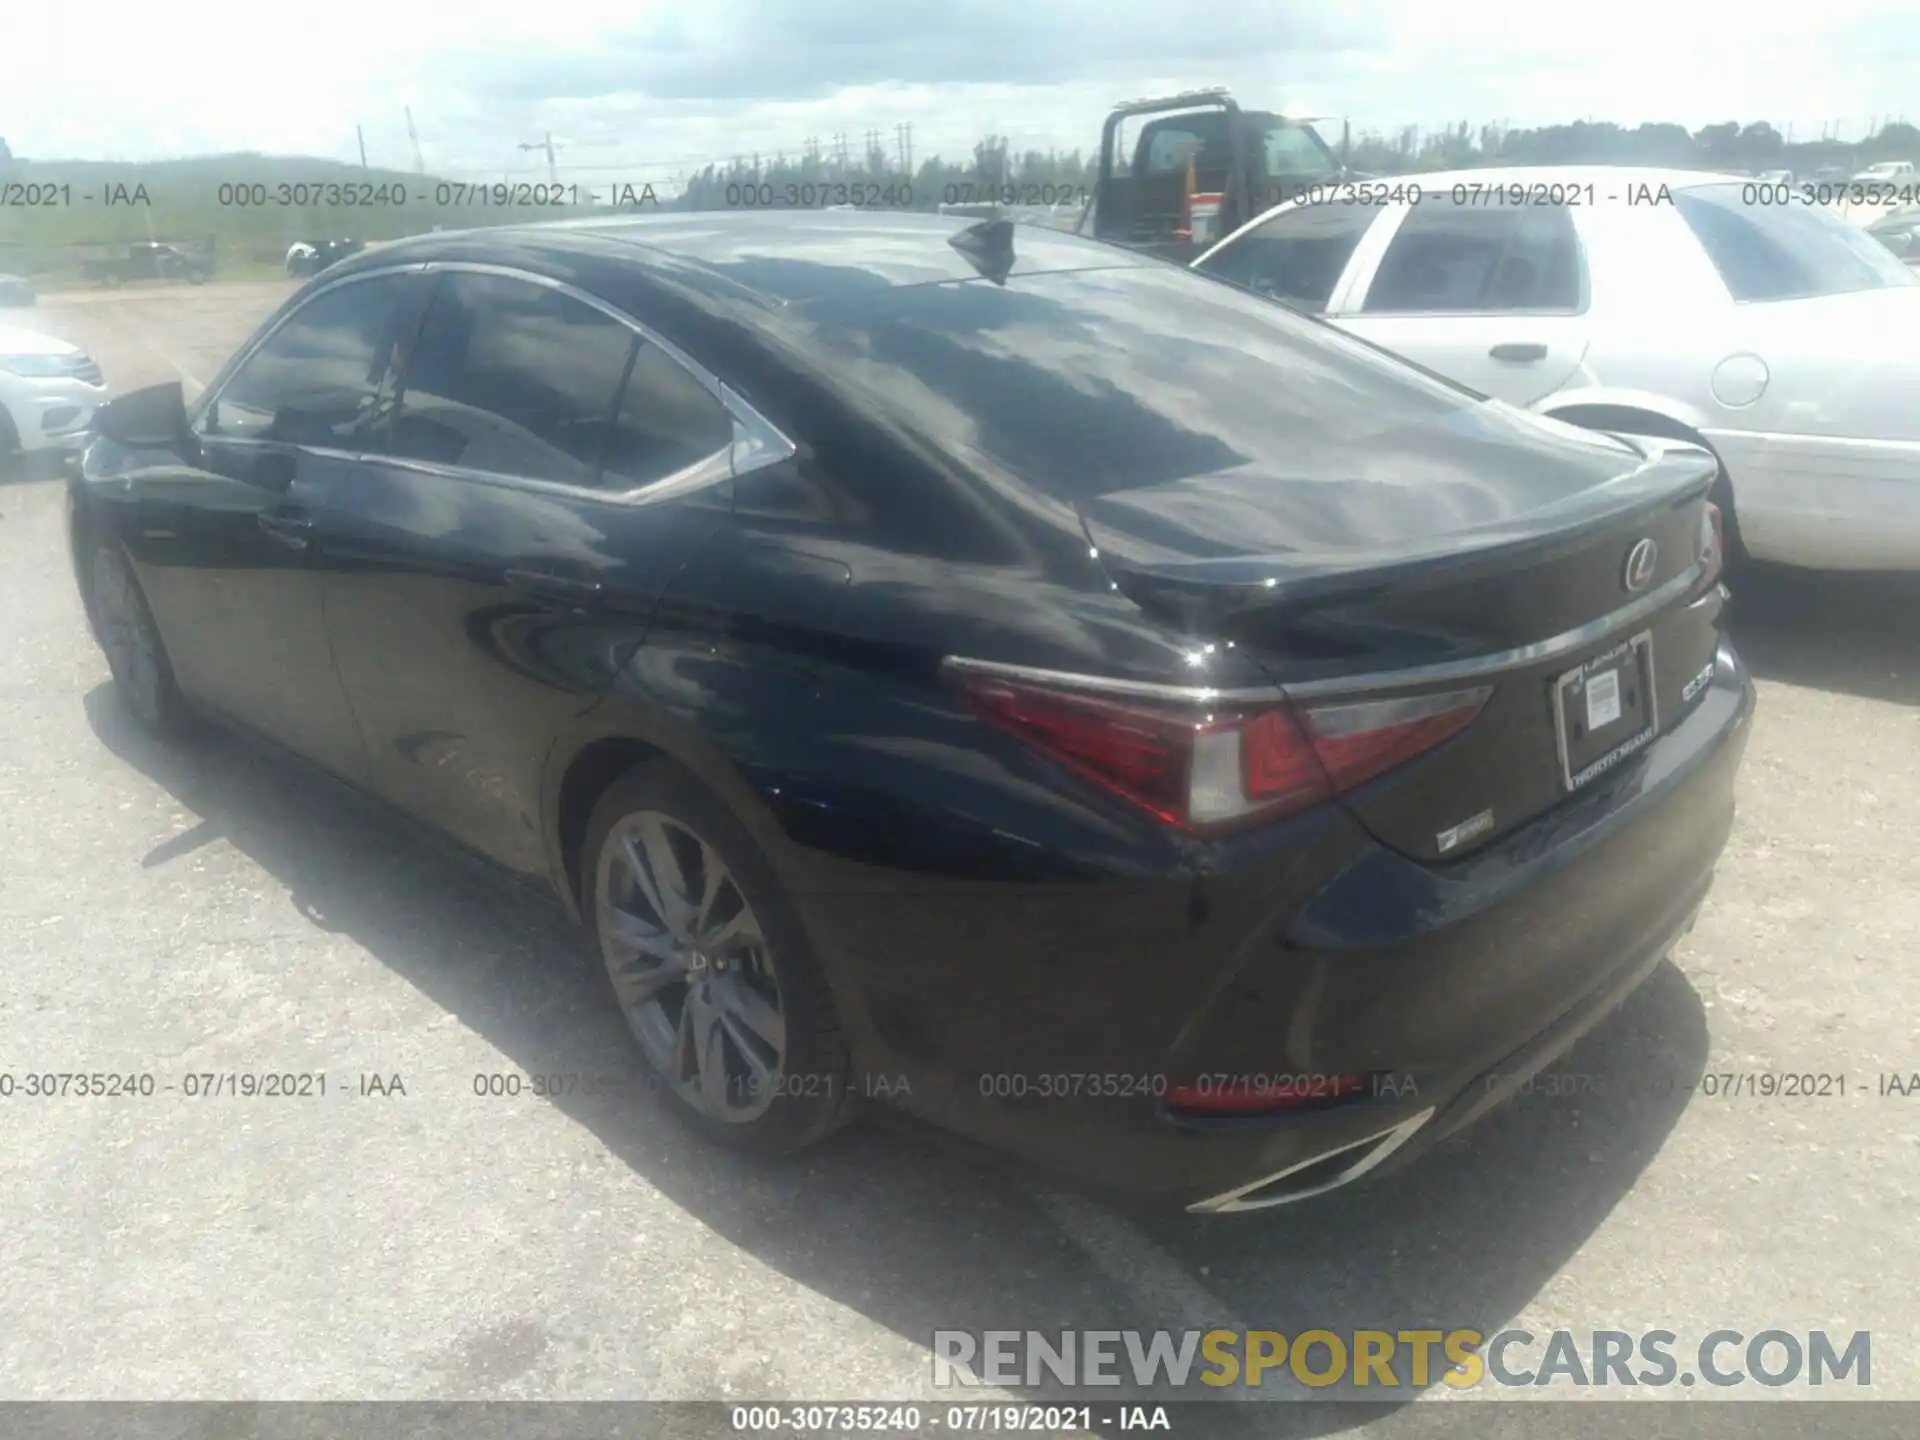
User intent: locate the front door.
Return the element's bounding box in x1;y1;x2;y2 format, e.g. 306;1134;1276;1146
126;272;426;780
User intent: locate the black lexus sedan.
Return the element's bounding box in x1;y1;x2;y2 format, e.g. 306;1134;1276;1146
69;211;1754;1213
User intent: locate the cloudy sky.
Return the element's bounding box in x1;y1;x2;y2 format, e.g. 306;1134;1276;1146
4;0;1914;177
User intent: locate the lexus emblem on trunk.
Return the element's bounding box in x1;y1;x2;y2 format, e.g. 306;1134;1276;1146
1623;538;1659;592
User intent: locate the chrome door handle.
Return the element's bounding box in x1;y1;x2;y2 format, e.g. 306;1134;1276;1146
257;510;315;550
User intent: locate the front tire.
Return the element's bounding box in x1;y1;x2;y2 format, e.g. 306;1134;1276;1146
581;760;855;1155
87;542;194;739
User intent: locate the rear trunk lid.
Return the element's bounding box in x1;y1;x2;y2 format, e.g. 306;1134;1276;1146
1079;403;1722;861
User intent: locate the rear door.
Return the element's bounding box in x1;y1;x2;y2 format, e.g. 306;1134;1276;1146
318;266;737;881
1332;197;1593;405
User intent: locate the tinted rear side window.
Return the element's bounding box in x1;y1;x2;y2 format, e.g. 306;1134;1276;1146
599;343;734;488
1674;183;1916;300
800;265;1487;504
391;272;639;486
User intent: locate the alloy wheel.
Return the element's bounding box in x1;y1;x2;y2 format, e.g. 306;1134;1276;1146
594;810;788;1123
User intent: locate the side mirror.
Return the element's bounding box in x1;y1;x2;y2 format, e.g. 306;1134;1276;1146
93;381;190;450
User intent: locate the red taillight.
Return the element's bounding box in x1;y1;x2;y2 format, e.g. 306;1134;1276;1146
949;666;1490;831
951;678;1194;825
1694;501;1725;596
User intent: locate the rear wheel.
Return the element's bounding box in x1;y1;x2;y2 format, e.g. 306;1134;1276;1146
581;760;856;1154
88;542;194;738
1706;465;1749;572
1548;406;1747;572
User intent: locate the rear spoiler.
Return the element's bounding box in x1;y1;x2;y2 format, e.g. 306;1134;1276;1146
1094;441;1716;632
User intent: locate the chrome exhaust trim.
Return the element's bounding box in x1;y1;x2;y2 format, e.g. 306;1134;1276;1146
1185;1107;1437;1215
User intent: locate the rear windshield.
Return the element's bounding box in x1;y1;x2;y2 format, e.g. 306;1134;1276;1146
1674;183;1916;301
797;265;1617;503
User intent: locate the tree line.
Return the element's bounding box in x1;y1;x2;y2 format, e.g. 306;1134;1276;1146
672;136;1095;209
672;119;1920;204
1346;118;1919;176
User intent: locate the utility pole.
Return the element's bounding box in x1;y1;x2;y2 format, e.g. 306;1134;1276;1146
356;125;369;168
518;132;559;183
833;133;848;171
405;107;425;173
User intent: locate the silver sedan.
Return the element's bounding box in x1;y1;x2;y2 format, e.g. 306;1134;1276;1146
1193;165;1920;571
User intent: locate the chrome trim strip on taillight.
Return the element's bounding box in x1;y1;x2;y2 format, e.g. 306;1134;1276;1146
942;562;1703;708
1299;685;1493;738
940;656;1284;705
1185;1106;1437;1214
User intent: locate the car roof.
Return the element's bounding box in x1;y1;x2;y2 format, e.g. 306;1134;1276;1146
343;210;1158;310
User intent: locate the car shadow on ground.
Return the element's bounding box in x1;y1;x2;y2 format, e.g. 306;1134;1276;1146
1730;563;1920;706
85;686;1710;1438
0;451;76;488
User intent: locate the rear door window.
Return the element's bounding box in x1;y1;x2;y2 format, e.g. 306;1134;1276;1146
1361;201;1583;314
388;272;641;487
598;342;735;488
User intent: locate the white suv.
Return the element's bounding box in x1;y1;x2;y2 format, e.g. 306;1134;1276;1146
0;324;108;474
1853;160;1916;184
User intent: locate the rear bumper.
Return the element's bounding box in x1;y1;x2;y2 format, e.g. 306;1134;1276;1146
809;638;1753;1212
1187;865;1705;1213
1707;427;1920;570
1186;638;1751;1212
